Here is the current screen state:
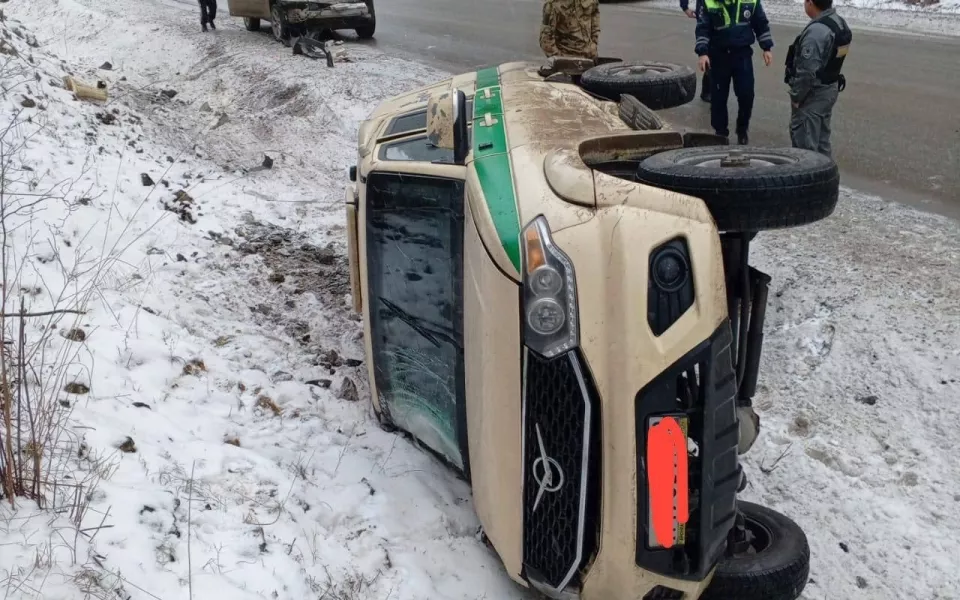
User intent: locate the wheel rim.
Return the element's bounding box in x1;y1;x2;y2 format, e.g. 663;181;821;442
608;64;672;78
678;149;799;169
271;8;283;39
731;515;774;558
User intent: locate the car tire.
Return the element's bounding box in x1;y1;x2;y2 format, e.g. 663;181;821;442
619;93;664;131
356;0;376;38
700;501;810;600
243;17;261;31
270;5;290;42
635;146;840;232
579;61;696;108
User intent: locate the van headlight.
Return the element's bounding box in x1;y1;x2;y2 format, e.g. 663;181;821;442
521;216;579;358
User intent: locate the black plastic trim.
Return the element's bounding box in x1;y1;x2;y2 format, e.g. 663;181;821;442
634;320;740;581
520;347;602;593
648;237;695;337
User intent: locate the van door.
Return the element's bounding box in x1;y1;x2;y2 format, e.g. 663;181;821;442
364;170;468;473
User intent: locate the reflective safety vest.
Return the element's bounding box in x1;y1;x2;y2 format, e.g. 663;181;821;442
702;0;757;29
785;14;853;90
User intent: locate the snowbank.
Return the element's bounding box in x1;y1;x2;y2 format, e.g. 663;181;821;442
0;0;956;599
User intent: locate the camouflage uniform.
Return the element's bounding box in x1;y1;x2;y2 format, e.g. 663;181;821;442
539;0;601;59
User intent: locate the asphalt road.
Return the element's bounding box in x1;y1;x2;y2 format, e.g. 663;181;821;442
366;0;960;214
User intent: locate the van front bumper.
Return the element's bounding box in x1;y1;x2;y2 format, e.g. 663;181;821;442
517;207;741;600
286;2;370;24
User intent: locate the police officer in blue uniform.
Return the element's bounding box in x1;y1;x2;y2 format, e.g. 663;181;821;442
681;0;711;102
695;0;775;144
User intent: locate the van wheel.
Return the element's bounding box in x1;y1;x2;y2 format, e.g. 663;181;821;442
270;5;290;42
243;17;260;31
355;22;376;39
356;0;376;38
619;94;664;131
701;501;810;600
635;146;840;232
579;61;696;108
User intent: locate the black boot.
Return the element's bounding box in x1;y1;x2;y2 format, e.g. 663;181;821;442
202;23;208;32
210;20;216;30
737;132;749;145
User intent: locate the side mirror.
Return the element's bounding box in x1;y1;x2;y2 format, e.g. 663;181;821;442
426;88;470;165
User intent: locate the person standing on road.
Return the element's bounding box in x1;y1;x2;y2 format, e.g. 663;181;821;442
785;0;852;157
199;0;217;32
681;0;711;102
540;0;601;60
695;0;774;145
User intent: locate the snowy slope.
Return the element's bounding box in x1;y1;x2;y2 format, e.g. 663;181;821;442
0;0;957;599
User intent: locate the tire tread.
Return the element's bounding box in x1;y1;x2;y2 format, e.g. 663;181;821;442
636;147;840;232
580;61;697;109
701;501;810;600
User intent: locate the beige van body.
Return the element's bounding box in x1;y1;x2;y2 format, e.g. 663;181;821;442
345;62;742;600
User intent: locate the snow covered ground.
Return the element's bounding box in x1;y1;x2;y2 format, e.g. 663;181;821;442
0;1;957;600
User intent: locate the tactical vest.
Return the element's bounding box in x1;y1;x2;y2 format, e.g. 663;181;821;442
784;13;853;90
703;0;758;29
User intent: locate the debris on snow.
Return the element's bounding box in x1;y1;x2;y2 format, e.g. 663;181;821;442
337;376;360;402
117;436;137;453
63;74;107;102
62;327;87;341
256;394;282;416
162;189;198;224
64;382;90;395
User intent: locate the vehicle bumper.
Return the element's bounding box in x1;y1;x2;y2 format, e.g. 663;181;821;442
286;2;370;25
517;205;740;600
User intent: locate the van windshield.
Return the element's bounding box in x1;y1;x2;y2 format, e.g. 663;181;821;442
365;171;467;470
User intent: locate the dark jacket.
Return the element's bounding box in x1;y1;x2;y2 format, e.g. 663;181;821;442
695;0;774;56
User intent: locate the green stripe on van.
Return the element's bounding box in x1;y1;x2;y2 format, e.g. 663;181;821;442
472;67;521;272
475;66;500;90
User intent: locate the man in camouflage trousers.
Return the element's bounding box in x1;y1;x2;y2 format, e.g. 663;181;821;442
540;0;601;60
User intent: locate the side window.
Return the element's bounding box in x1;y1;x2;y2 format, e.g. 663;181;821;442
379;136;454;163
365;172;467;471
383;99;474;137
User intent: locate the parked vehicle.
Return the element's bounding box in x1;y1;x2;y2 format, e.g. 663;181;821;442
344;56;837;600
227;0;375;41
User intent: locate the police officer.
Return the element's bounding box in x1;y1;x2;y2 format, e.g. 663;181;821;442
540;0;601;60
199;0;217;32
681;0;711;102
785;0;851;156
695;0;775;145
